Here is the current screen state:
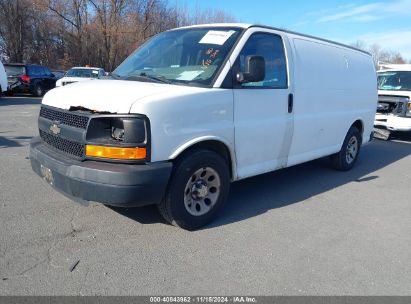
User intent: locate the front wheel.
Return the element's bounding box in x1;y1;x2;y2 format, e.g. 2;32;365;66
331;126;362;171
158;149;230;230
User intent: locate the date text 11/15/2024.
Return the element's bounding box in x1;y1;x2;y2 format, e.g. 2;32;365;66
149;296;257;303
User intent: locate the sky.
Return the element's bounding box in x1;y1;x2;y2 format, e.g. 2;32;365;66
175;0;411;60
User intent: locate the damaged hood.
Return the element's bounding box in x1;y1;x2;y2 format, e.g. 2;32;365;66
42;79;173;113
56;77;97;86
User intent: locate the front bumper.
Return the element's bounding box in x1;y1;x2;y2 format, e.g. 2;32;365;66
9;82;31;93
374;114;411;131
30;137;172;207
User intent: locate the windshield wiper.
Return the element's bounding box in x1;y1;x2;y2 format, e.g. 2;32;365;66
124;73;172;84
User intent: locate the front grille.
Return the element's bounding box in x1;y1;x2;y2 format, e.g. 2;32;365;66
40;130;84;158
378;95;410;116
40;107;89;129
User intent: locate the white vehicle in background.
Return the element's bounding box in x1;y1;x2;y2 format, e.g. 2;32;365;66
30;24;377;230
0;61;7;98
374;67;411;139
55;66;106;87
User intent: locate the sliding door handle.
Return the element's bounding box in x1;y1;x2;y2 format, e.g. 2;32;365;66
288;93;293;113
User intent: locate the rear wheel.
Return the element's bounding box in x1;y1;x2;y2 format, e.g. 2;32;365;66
331;126;362;171
158;149;230;230
33;83;43;97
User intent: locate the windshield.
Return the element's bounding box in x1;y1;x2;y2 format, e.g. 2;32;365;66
378;71;411;91
66;68;100;78
113;27;242;86
4;65;25;77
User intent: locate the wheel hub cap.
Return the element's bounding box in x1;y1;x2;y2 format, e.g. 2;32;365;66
346;136;358;164
191;180;208;200
183;167;221;217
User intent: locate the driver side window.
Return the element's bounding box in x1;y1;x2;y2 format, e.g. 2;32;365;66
239;33;287;88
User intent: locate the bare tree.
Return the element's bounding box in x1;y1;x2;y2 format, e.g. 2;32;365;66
351;41;409;67
175;3;236;26
387;52;406;64
0;0;32;62
38;0;91;66
89;0;129;70
0;0;238;69
350;40;367;51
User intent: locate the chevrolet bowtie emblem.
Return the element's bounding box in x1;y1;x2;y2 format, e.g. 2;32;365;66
50;123;61;135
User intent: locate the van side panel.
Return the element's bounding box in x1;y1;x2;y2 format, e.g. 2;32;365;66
0;62;7;93
287;36;376;167
130;88;235;170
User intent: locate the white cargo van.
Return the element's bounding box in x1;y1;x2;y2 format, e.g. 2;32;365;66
374;67;411;139
0;61;7;98
30;24;377;229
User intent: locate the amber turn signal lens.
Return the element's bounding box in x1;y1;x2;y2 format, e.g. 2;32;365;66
85;145;147;160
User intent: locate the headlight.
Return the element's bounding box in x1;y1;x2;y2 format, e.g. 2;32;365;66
112;126;124;141
85;145;147;160
85;116;149;161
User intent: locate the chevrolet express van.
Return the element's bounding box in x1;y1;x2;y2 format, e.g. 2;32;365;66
30;24;377;230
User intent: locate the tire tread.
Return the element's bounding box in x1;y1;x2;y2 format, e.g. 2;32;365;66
157;149;230;230
331;126;362;171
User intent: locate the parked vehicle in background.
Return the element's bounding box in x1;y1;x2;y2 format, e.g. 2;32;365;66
30;24;377;230
374;67;411;139
51;70;66;80
4;63;57;97
55;67;106;87
0;61;7;98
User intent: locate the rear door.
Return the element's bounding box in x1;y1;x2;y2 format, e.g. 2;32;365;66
233;30;294;179
5;65;25;89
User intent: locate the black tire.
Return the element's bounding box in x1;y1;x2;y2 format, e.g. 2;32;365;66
32;83;43;97
331;126;362;171
158;149;230;230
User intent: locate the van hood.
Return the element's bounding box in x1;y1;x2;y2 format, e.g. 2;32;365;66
42;79;176;113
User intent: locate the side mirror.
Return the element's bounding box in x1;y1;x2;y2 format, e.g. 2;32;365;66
236;55;265;83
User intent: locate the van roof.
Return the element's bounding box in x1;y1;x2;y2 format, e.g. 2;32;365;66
71;66;102;70
4;63;47;67
174;23;371;56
